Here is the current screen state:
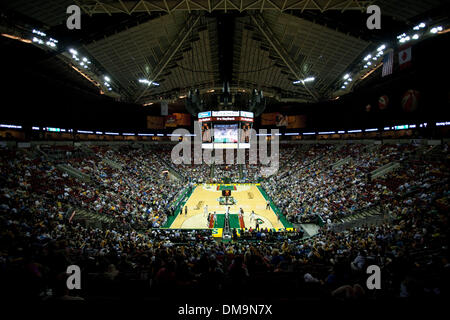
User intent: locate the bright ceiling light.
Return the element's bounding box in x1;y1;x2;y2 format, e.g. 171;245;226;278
69;48;77;55
412;34;420;40
419;22;426;28
377;44;386;51
104;76;110;82
364;54;372;61
343;74;350;80
303;76;315;82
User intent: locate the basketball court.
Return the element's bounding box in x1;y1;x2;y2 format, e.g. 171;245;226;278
168;183;288;231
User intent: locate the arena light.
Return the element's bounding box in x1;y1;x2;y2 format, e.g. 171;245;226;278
303;77;315;82
123;133;135;136
430;26;443;34
348;129;362;133
343;74;350;80
337;131;345;134
32;29;46;37
377;45;386;52
284;133;299;136
0;124;22;129
302;132;315;135
95;131;103;135
436;121;450;126
364;54;372;61
32;126;40;130
77;130;93;134
292;80;301;84
139;79;159;86
384;127;391;131
104;76;110;82
104;132;119;135
409;124;416;128
69;48;78;55
32;37;44;44
46;41;56;48
412;34;420;40
318;131;335;135
138;133;154;136
365;128;378;132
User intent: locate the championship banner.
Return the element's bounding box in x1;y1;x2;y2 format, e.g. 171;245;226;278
287;115;307;128
174;113;191;126
261;112;288;126
261;113;277;125
147;116;164;129
160;101;168;116
165;115;177;128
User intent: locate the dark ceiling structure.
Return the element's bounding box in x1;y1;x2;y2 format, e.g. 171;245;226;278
1;0;448;108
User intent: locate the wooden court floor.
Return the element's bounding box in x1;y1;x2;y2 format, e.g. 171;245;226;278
170;184;285;229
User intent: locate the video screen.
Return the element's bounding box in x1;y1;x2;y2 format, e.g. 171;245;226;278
213;124;238;143
201;122;212;142
240;122;252;143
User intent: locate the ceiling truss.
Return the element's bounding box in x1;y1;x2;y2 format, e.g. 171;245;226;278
77;0;373;15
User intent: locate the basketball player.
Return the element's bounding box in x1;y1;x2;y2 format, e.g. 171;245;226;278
185;206;188;216
213;211;217;224
250;210;256;222
266;200;270;210
226;206;230;219
239;207;244;219
204;205;208;217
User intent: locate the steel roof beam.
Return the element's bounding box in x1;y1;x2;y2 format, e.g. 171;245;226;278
249;13;320;101
134;13;201;103
78;0;372;15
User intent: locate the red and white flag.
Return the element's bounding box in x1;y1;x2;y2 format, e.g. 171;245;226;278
398;46;412;69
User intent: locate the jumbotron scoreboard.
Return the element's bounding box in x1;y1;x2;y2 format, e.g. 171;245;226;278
198;111;254;149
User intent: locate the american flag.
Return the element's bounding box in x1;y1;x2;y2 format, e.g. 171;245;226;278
382;51;394;77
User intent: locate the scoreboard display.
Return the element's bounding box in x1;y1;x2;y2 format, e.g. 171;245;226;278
199;111;253;149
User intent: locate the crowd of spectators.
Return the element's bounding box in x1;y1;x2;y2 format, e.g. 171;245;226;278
0;142;449;301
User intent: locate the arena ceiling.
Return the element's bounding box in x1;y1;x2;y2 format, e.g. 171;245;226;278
1;0;447;105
